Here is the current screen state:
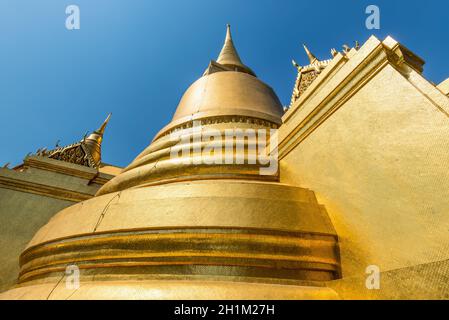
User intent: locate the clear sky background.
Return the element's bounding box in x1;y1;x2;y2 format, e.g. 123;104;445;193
1;0;448;167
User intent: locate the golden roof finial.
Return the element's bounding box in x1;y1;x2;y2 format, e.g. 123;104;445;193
84;113;112;166
97;113;111;135
292;59;302;71
303;44;318;64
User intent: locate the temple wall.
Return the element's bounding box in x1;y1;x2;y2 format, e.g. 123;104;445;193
0;189;72;292
0;156;118;292
279;63;449;298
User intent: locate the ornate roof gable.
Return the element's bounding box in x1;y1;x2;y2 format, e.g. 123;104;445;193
47;142;96;167
35;114;111;169
289;43;359;108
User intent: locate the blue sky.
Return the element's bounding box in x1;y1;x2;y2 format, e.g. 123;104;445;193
1;0;448;167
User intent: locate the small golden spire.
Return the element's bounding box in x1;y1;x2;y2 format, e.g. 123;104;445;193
217;24;244;67
292;59;302;71
303;44;318;64
97;113;111;135
84;113;112;166
215;24;255;76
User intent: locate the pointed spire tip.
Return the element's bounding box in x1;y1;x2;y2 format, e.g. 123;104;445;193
225;24;232;41
213;24;256;76
302;43;318;64
98;113;112;135
217;24;242;66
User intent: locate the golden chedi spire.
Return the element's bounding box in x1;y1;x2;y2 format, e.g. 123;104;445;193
83;113;111;166
217;24;241;64
96;25;283;196
215;24;255;76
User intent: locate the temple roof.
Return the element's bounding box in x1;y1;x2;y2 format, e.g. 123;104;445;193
34;114;111;169
289;45;335;108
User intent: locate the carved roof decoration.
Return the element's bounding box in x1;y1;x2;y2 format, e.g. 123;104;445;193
47;142;97;167
202;60;235;76
288;42;361;109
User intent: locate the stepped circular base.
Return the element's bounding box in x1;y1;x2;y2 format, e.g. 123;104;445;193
0;279;339;300
19;180;339;287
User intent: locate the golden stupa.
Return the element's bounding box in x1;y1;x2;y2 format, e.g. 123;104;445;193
2;25;449;300
0;25;339;299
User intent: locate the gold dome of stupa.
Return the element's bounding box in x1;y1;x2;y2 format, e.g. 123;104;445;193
1;25;340;300
95;25;284;196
